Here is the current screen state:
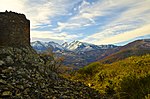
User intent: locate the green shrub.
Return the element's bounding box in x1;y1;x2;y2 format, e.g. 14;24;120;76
118;74;150;99
78;62;102;77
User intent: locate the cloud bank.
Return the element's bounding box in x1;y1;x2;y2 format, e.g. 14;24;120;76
0;0;150;45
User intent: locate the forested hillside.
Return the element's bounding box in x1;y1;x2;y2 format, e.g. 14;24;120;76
69;54;150;99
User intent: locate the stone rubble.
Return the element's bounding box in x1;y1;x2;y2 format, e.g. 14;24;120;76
0;47;101;98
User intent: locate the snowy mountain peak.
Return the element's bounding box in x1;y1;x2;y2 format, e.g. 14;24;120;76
31;40;117;53
31;41;42;45
62;42;69;48
67;40;83;51
31;41;65;52
63;40;100;52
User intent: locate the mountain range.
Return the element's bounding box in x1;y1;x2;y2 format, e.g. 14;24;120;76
31;39;150;68
31;40;117;53
31;40;118;68
31;41;65;52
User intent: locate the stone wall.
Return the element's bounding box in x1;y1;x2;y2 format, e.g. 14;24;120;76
0;11;30;47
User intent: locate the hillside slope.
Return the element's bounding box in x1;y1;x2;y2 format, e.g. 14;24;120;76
70;54;150;99
0;47;101;98
100;39;150;63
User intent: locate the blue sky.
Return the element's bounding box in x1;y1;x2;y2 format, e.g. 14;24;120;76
0;0;150;45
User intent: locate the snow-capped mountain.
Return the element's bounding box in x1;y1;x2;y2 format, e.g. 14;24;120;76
31;40;118;67
62;40;100;52
31;41;47;52
31;41;66;52
62;42;69;48
31;40;117;53
62;40;117;52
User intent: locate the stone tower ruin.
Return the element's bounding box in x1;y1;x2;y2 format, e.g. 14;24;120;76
0;11;30;47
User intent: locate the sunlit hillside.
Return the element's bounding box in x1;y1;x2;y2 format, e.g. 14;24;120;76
69;54;150;99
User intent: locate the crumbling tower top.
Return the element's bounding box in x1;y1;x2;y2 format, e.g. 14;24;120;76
0;11;30;47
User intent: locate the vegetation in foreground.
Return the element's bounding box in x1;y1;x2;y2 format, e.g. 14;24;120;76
67;54;150;99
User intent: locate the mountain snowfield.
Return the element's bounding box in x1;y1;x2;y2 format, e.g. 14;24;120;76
62;41;101;52
31;41;66;52
31;40;117;53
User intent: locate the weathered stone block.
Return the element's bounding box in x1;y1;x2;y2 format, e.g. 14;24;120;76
0;11;30;47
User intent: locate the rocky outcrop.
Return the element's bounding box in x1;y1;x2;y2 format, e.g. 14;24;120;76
0;11;30;47
0;47;101;98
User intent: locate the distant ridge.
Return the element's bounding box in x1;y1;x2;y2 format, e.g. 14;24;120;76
31;41;66;53
31;39;150;67
62;40;117;52
31;40;117;53
100;39;150;63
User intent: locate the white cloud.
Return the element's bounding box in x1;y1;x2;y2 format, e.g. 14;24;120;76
0;0;81;29
83;24;150;45
81;24;138;43
81;0;150;44
74;0;137;21
30;30;80;42
53;0;96;32
0;0;25;13
0;0;150;44
98;24;150;44
54;22;82;32
26;0;82;29
0;0;41;28
111;0;150;24
53;0;138;32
